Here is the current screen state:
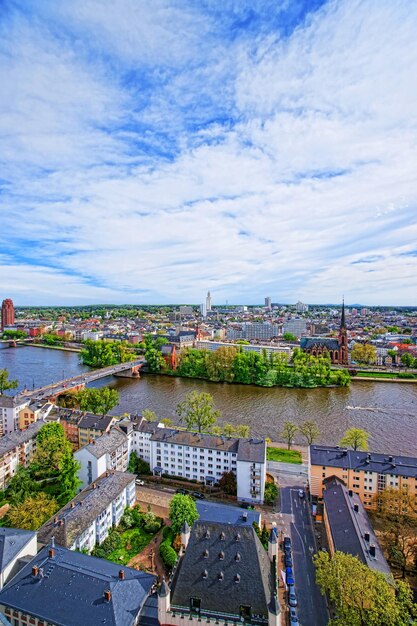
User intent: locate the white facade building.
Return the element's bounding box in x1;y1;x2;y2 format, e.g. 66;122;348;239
195;340;292;357
0;396;29;436
0;528;37;590
38;471;136;553
0;420;44;490
74;427;129;488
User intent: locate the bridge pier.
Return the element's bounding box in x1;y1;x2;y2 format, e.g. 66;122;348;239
113;365;141;378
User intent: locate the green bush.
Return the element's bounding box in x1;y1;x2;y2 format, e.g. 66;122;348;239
264;482;278;506
142;512;162;533
159;542;177;569
162;526;174;541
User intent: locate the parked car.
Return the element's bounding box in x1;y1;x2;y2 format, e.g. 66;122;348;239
284;536;292;549
288;586;298;608
176;488;188;495
289;607;299;625
298;489;305;499
286;567;294;586
135;479;145;486
192;491;205;499
285;554;293;568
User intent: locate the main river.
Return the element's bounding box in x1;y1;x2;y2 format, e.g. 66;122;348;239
1;346;417;456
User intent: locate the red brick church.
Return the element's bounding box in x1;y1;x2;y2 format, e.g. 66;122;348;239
300;302;348;365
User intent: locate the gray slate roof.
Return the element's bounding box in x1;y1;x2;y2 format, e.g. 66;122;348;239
196;501;261;527
0;544;156;626
170;521;278;620
38;471;135;548
300;337;340;350
0;420;44;458
310;445;417;479
237;438;266;463
323;478;391;577
0;528;36;572
77;413;115;431
77;426;127;458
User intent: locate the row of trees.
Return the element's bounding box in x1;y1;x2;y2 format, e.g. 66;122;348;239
2;423;80;530
59;386;120;417
280;420;370;451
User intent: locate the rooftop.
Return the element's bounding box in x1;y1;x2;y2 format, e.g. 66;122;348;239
76;426;128;458
0;421;45;458
38;471;135;548
0;544;155;626
170;521;278;621
77;413;115;431
196;501;261;527
323;478;391;578
310;445;417;479
0;528;36;572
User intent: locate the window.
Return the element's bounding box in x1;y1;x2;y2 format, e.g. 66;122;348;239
240;605;251;621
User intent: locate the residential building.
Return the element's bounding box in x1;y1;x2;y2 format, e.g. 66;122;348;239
0;396;29;437
18;401;53;430
309;445;417;509
323;477;391;578
265;297;272;310
143;427;266;504
295;301;308;313
38;471;136;552
1;301;14;332
161;344;178;370
75;426;129;488
0;421;44;490
77;413;117;448
158;520;281;626
195;340;292;357
0;543;156;626
0;528;37;590
195;500;261;527
283;318;307;338
200;302;207;318
228;323;280;341
56;409;82;448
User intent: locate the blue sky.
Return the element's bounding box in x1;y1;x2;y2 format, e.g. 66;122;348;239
1;0;417;306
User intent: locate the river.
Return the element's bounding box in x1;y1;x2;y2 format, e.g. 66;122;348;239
1;346;416;456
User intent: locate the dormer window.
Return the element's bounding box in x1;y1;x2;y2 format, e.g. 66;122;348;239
202;569;208;579
235;533;240;542
205;530;210;539
220;532;225;541
218;571;224;581
235;552;241;562
219;551;224;560
203;549;209;558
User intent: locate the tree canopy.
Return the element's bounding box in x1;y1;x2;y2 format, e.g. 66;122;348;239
7;493;58;531
80;339;133;367
351;343;377;365
281;421;298;449
176;391;221;433
339;427;369;451
0;369;18;395
77;386;119;417
169;494;199;535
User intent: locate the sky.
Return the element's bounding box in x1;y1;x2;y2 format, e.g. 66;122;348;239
1;0;417;306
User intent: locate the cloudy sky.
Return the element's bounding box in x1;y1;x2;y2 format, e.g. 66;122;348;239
1;0;417;306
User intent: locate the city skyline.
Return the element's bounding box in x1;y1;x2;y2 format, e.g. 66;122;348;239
1;1;417;305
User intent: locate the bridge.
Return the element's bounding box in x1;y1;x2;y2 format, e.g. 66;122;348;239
19;358;146;402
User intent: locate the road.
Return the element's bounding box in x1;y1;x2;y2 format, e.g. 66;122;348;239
266;470;329;626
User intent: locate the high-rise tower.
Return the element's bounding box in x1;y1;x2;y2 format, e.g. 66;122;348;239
206;291;212;312
338;299;348;365
1;299;14;331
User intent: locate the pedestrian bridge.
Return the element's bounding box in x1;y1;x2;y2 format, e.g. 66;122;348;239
20;358;146;402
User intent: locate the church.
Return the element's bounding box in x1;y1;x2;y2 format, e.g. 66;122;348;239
300;302;348;365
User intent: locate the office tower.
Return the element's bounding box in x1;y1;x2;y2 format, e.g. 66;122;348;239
200;303;207;318
206;291;212;312
265;297;272;310
1;298;14;330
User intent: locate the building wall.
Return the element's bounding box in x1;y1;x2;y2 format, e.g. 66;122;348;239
236;459;265;503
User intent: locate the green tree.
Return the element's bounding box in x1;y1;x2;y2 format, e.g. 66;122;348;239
281;421;298;450
235;424;250;438
222;423;236;437
169;494;199;535
400;353;414;367
283;332;297;341
218;471;237;495
206;347;237;382
314;550;417;626
299;420;320;446
176;391;220;433
142;409;158;422
32;423;73;476
144;335;167;372
340;427;369;451
6;466;38;505
7;493;58;530
58;452;81;504
264;482;278;506
0;369;18;395
77;386;119;417
351;343;377;365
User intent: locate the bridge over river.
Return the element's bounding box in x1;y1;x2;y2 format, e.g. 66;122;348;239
19;358;146;402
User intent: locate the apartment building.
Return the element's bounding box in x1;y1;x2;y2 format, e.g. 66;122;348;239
38;471;136;552
0;421;45;490
0;396;29;437
309;445;417;509
195;340;292;357
0;543;155;626
227;323;280;341
0;528;37;590
19;401;53;430
323;477;391;578
130;421;266;504
77;413;116;448
74;426;129;488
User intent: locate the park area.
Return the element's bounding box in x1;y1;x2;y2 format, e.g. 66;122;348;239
266;446;302;464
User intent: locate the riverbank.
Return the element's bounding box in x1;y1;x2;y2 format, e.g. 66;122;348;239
352;376;417;383
29;343;81;353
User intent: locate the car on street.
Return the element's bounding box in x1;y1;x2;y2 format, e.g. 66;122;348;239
135;479;145;486
285;554;293;567
288;586;298;608
176;488;188;495
298;489;304;498
283;536;292;549
286;567;294;586
192;491;205;499
289;607;299;625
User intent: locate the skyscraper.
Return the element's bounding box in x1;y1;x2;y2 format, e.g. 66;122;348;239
1;298;14;331
206;291;212;312
265;297;272;310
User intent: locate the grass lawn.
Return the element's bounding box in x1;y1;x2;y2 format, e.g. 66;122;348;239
107;528;154;565
267;447;302;464
356;370;416;379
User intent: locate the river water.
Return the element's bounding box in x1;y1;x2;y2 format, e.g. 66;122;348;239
1;346;416;456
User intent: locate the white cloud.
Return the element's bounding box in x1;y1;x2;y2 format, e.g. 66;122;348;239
1;0;417;305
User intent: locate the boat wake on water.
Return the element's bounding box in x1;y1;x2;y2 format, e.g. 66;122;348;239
346;405;416;416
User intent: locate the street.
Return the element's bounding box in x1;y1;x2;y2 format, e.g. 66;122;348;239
266;469;329;626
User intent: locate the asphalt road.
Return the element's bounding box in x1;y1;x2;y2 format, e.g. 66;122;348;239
266;470;329;626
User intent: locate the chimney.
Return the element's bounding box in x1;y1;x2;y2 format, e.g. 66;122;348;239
388;455;393;463
104;590;112;602
54;516;58;524
364;532;370;542
119;570;125;580
348;490;353;497
369;545;376;557
71;501;75;508
48;547;55;558
59;520;64;526
32;565;39;577
354;504;359;512
93;482;97;489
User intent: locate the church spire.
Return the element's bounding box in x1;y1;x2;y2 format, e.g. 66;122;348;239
340;298;346;329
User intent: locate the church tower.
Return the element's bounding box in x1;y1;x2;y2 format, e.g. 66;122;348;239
338;300;348;365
